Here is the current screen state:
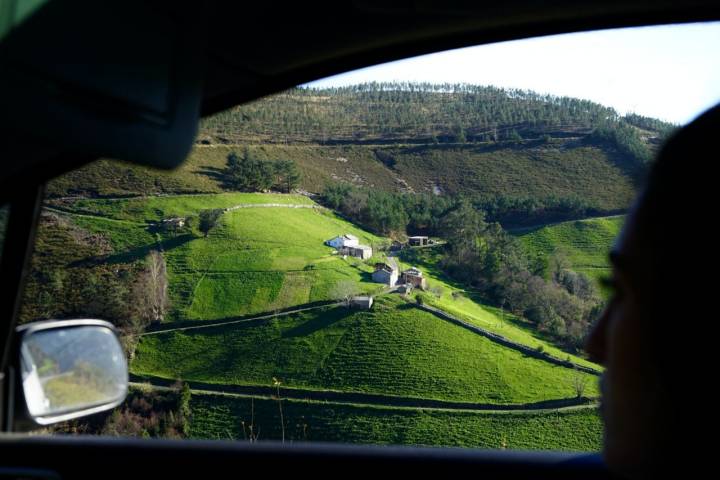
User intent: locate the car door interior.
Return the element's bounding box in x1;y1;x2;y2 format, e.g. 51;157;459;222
2;1;719;478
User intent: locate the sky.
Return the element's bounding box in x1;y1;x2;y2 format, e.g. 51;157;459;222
307;22;720;125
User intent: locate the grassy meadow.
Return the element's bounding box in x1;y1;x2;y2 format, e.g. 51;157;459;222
132;296;599;404
397;248;600;370
515;215;625;283
57;194;386;322
189;392;603;451
41;190;605;450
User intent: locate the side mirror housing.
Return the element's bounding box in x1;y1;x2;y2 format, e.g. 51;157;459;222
8;319;128;431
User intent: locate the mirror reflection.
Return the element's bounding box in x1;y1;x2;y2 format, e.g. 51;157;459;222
21;325;127;419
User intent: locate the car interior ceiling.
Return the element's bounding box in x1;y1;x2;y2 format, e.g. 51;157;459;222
1;1;719;478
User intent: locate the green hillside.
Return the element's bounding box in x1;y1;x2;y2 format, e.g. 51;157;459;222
393;248;599;370
132;296;599;404
60;193;384;322
79;191;598;369
515;215;625;282
190;393;602;450
57;189;604;447
20;81;670;449
39;192;600;368
44;82;671;231
29;188;604;448
48;143;635;219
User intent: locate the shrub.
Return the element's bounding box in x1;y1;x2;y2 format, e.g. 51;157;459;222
416;293;431;305
198;209;224;237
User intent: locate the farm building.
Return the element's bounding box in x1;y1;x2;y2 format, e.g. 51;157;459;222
408;236;429;246
402;267;427;289
350;296;374;309
325;233;359;249
372;259;399;286
341;244;373;260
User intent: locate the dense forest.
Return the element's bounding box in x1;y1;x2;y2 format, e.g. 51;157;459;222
200;83;674;191
204;83;617;141
201;83;673;146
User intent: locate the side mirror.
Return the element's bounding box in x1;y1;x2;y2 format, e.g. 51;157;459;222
9;320;128;430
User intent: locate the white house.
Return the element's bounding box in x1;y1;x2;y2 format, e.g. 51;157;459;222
325;233;359;249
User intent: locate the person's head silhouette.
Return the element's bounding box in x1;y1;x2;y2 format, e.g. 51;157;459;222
585;104;718;477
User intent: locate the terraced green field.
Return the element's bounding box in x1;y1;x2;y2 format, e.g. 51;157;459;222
165;206;385;321
57;194;385;321
132;296;599;404
190;393;603;451
62;192;600;363
51;191;604;362
397;249;599;370
515;215;625;283
48;191;603;449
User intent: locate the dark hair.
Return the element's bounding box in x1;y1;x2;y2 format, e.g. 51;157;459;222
629;103;719;463
633;104;719;289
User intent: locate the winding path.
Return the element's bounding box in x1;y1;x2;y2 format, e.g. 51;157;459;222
224;203;319;211
140;302;343;336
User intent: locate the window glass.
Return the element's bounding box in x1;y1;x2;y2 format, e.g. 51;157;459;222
16;22;720;448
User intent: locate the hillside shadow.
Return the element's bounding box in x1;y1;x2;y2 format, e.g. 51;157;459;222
398;141;525;156
282;307;353;338
508;224;548;236
195;166;225;181
395;302;416;311
147;301;340;333
581;137;646;187
71;234;195;266
400;143;466;155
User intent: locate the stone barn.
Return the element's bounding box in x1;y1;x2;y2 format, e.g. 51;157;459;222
372;261;399;286
401;267;427;289
342;244;373;260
